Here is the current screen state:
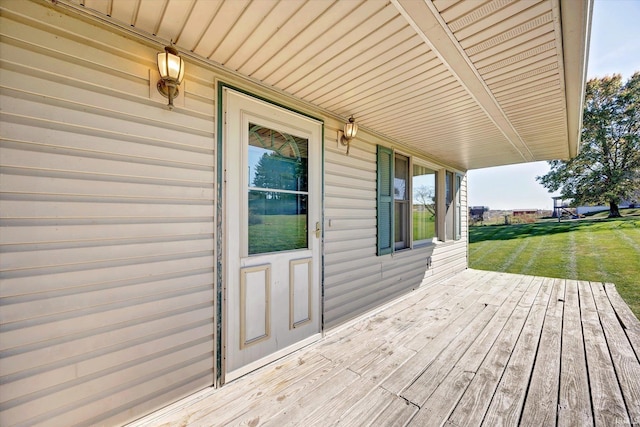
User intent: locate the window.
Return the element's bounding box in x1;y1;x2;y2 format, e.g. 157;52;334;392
442;170;462;242
394;154;410;250
377;145;442;255
445;171;454;241
412;165;437;244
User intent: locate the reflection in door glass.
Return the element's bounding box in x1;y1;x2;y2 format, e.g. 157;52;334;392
248;124;309;255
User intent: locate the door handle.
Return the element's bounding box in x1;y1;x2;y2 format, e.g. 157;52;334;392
315;221;321;238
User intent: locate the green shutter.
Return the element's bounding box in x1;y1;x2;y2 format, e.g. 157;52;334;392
377;145;394;255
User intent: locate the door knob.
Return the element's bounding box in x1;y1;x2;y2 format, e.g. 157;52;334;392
315;221;321;238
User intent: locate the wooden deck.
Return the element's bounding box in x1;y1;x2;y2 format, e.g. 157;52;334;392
132;270;640;427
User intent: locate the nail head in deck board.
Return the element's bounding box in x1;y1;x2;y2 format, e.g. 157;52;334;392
590;281;640;422
477;277;555;426
578;281;630;426
558;280;594;427
519;278;565;426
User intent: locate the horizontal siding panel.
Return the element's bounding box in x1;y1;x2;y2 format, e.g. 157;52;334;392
0;253;213;297
324;236;375;254
2;346;213;426
324;173;374;192
1;197;213;219
324;227;376;243
1;236;213;272
3;94;213;150
325;197;376;210
325;278;420;329
0;221;214;247
2;322;213;402
1;302;213;375
0;109;213;162
0;145;211;182
325;187;376;202
0;170;214;200
1;287;213;350
324;207;376;220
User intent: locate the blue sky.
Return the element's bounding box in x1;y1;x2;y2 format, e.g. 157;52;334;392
467;0;640;210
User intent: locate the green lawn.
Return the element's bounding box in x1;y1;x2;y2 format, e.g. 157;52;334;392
413;211;436;241
249;214;307;254
469;209;640;319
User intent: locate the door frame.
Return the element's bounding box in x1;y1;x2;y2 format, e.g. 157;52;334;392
216;82;325;386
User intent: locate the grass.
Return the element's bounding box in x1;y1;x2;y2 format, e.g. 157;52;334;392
469;209;640;319
249;214;307;254
413;211;436;241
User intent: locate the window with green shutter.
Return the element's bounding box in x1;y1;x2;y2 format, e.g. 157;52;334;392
377;145;394;255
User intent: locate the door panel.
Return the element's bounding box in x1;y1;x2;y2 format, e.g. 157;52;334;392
224;89;322;381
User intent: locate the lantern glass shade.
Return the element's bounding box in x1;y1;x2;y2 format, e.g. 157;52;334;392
344;119;358;140
157;48;184;83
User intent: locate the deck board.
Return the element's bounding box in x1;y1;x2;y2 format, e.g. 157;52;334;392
518;278;564;425
129;270;640;427
558;279;593;427
444;275;545;427
604;282;640;358
579;281;630;426
481;277;555;426
591;282;640;422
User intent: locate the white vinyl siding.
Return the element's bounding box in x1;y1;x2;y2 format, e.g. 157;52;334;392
324;131;468;328
0;2;215;426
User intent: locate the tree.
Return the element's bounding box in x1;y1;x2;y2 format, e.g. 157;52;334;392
537;73;640;217
414;185;436;217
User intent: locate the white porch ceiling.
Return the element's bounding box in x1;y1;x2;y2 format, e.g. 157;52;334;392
66;0;591;170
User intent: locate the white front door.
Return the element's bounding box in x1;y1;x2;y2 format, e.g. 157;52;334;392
224;89;322;381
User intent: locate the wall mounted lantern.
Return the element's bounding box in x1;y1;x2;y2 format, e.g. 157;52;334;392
338;116;358;155
157;45;185;110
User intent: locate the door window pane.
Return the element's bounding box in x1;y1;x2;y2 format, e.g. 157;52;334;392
412;165;436;243
248;191;307;255
247;124;309;255
248;124;308;192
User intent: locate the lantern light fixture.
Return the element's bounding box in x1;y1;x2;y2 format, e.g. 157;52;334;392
157;45;185;110
338;116;358;155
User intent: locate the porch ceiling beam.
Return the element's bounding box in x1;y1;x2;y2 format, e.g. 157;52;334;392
391;0;534;163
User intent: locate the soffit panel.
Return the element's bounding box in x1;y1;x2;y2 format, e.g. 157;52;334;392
67;0;589;170
435;0;572;164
